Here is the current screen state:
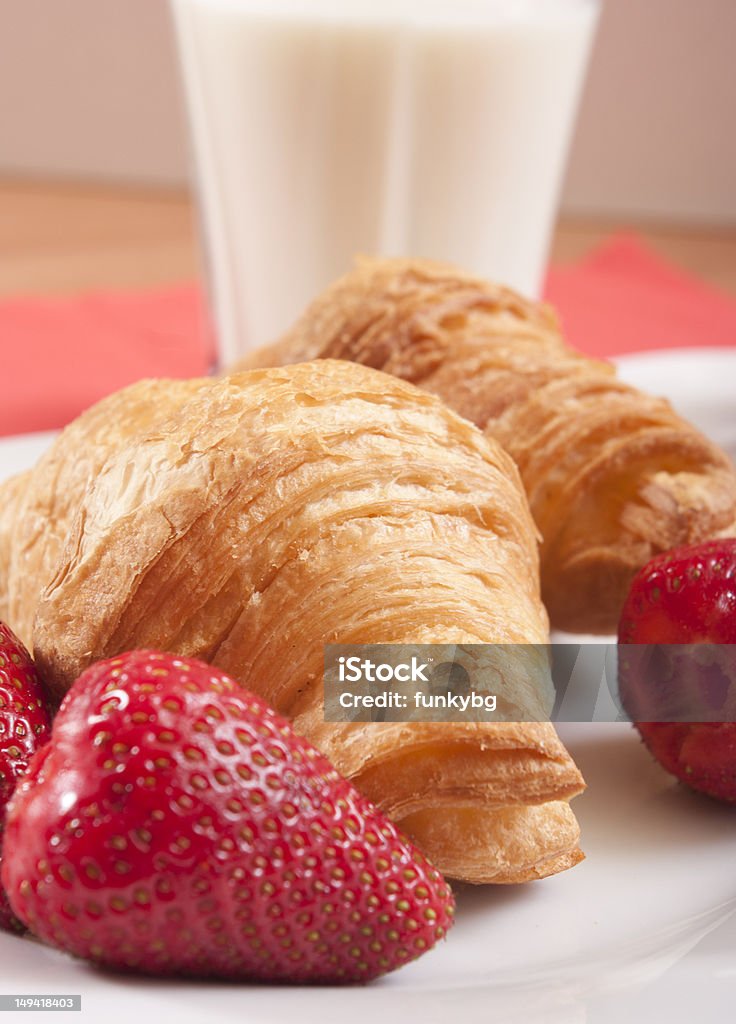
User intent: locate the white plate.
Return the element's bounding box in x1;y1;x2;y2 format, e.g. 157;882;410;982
0;349;735;1023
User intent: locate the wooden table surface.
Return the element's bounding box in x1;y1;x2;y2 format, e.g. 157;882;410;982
2;176;735;297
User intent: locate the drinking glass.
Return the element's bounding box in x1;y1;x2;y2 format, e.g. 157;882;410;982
170;0;600;364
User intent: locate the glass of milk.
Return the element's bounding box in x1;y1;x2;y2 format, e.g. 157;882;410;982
170;0;600;364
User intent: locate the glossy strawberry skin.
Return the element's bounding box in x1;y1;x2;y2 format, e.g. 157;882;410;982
618;539;736;802
618;538;736;645
0;622;52;933
1;651;454;982
632;722;736;803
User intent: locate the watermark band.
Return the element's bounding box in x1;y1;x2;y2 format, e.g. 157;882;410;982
323;643;736;723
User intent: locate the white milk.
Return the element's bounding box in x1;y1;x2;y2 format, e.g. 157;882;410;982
171;0;599;363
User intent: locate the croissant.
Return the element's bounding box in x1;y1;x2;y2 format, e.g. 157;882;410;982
7;361;584;883
235;258;736;633
0;470;28;626
3;378;207;651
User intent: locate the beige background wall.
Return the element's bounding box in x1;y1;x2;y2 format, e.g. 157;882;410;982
1;0;734;223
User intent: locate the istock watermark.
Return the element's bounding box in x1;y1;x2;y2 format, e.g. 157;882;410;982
322;643;736;723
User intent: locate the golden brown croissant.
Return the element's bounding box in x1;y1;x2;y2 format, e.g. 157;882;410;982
4;378;206;650
235;258;736;633
0;470;28;626
12;361;584;883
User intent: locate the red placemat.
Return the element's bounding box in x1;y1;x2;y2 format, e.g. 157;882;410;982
0;285;211;437
1;234;734;438
545;233;736;356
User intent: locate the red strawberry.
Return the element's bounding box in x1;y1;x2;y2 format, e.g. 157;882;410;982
0;622;52;933
618;539;736;802
618;538;736;646
2;650;454;981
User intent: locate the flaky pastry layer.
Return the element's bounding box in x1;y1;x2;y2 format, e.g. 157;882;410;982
235;258;736;632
